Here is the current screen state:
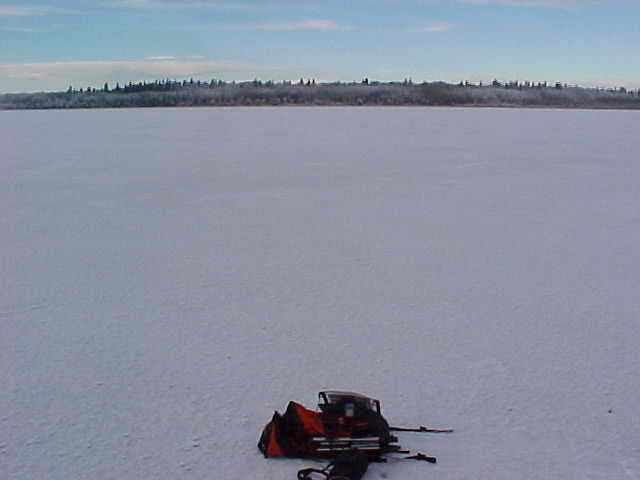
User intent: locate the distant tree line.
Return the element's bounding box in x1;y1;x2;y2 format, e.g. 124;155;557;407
1;78;639;110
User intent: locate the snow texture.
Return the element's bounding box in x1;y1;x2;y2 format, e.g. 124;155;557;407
2;106;640;480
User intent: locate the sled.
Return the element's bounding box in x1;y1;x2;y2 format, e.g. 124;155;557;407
258;391;441;462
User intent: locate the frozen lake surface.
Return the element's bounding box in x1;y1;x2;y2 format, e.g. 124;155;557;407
2;107;640;480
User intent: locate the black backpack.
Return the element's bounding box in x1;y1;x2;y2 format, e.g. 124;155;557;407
297;448;369;480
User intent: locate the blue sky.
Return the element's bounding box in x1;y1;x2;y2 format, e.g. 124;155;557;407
0;0;638;92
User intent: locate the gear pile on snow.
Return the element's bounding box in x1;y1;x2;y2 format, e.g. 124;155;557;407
258;391;450;479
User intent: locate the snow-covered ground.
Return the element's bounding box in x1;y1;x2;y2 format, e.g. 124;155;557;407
2;106;639;480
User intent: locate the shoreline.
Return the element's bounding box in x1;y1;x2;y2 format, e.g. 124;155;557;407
2;81;638;111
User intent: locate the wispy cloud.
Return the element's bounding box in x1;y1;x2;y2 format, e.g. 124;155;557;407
112;0;262;10
144;54;206;60
0;3;89;17
245;19;353;31
0;25;42;32
0;57;261;82
0;4;53;16
397;21;455;33
459;0;601;7
114;0;194;8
